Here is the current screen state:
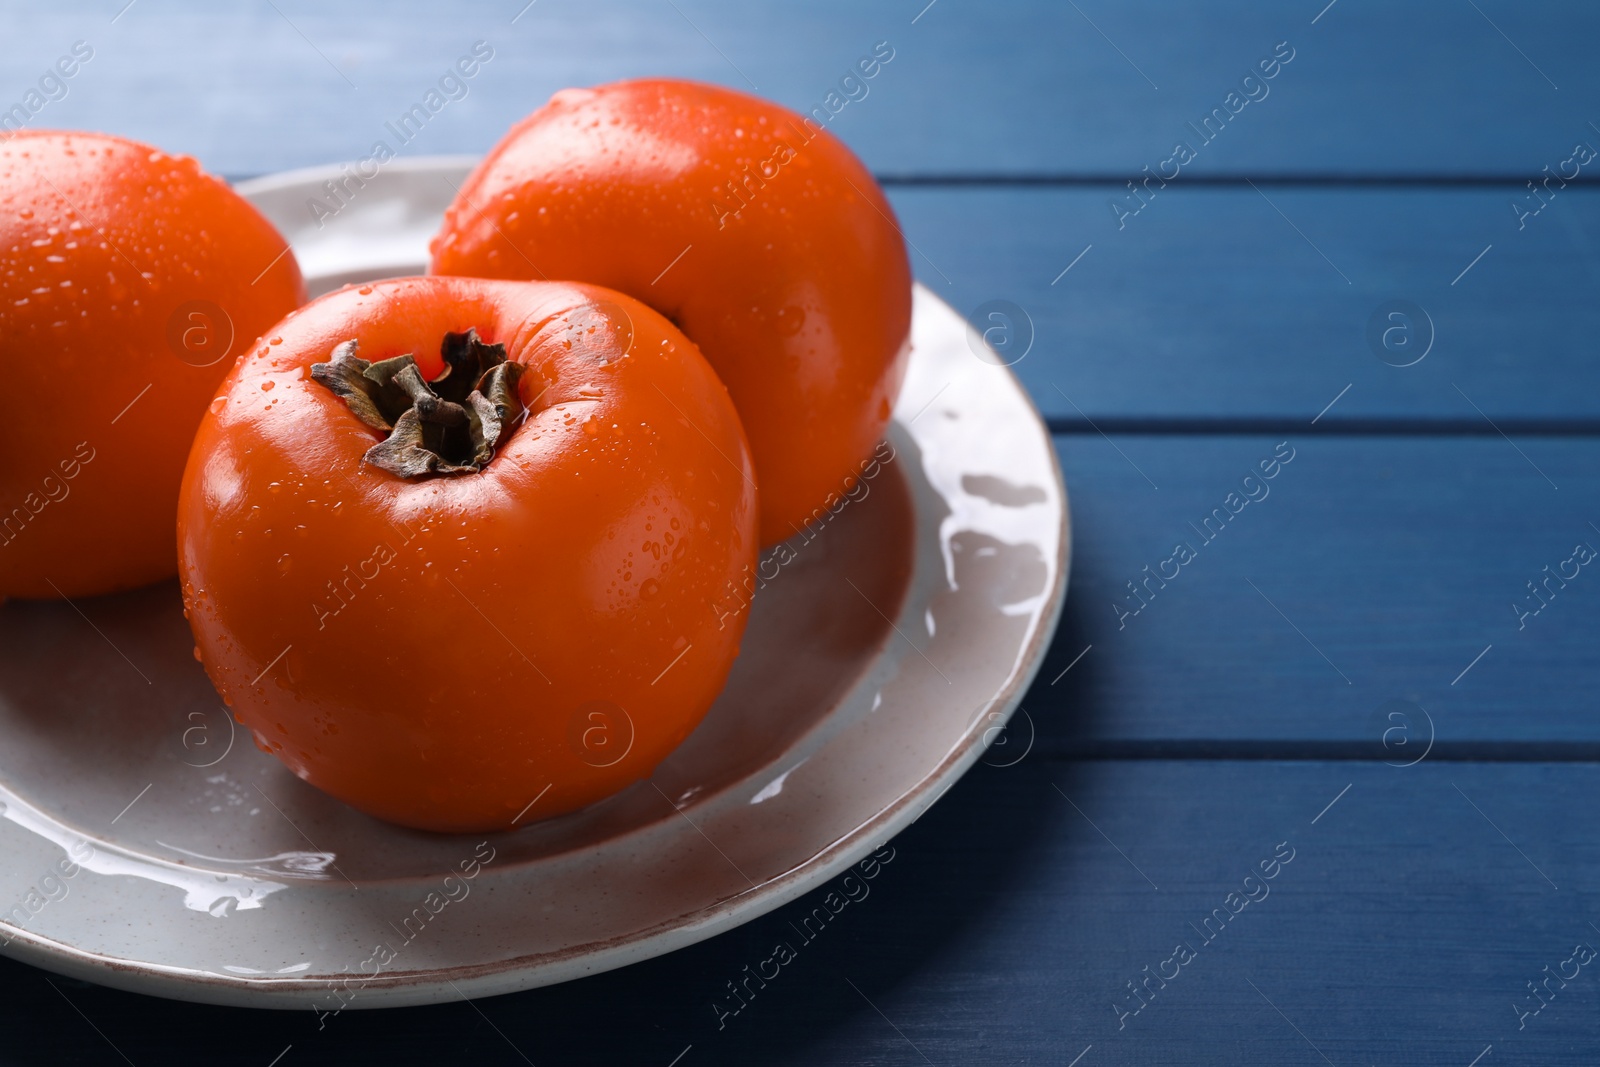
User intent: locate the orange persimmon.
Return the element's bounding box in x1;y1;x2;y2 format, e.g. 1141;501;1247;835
177;276;757;832
0;130;303;599
430;78;911;545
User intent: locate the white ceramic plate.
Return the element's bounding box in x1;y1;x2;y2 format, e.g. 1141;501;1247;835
0;157;1068;1008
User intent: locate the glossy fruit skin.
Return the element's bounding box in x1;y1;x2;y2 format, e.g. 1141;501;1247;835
0;130;304;599
430;78;912;546
178;276;758;833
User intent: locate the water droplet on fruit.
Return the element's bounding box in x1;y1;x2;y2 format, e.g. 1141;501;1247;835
192;645;204;662
261;380;274;392
358;286;372;295
276;554;292;575
640;578;660;600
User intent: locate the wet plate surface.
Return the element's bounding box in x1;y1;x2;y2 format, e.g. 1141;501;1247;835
0;158;1067;1008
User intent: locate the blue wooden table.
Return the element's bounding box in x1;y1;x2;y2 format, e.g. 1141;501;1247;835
6;1;1600;1062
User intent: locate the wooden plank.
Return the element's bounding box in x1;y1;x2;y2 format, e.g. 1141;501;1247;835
12;12;1600;424
4;2;1599;178
4;758;1597;1064
891;185;1600;424
1030;434;1600;747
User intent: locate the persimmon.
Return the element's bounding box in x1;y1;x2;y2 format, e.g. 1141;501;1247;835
177;276;758;832
0;130;303;599
430;78;911;545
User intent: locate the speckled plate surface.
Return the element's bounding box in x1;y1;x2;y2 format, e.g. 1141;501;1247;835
0;157;1069;1008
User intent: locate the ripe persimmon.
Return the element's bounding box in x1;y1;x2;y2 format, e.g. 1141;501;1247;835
430;78;911;545
0;130;303;598
177;276;757;832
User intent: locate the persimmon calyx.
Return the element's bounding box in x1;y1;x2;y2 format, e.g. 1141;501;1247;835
310;328;525;477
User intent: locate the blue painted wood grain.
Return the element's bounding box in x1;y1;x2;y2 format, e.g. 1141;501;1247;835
2;758;1595;1065
1033;434;1600;746
891;186;1600;424
4;1;1599;178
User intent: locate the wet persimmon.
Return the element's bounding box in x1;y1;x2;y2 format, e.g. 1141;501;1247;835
0;130;304;599
177;276;757;832
430;78;912;546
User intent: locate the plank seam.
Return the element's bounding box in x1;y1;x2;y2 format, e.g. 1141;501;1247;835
1046;418;1600;437
875;174;1600;188
1033;742;1600;762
